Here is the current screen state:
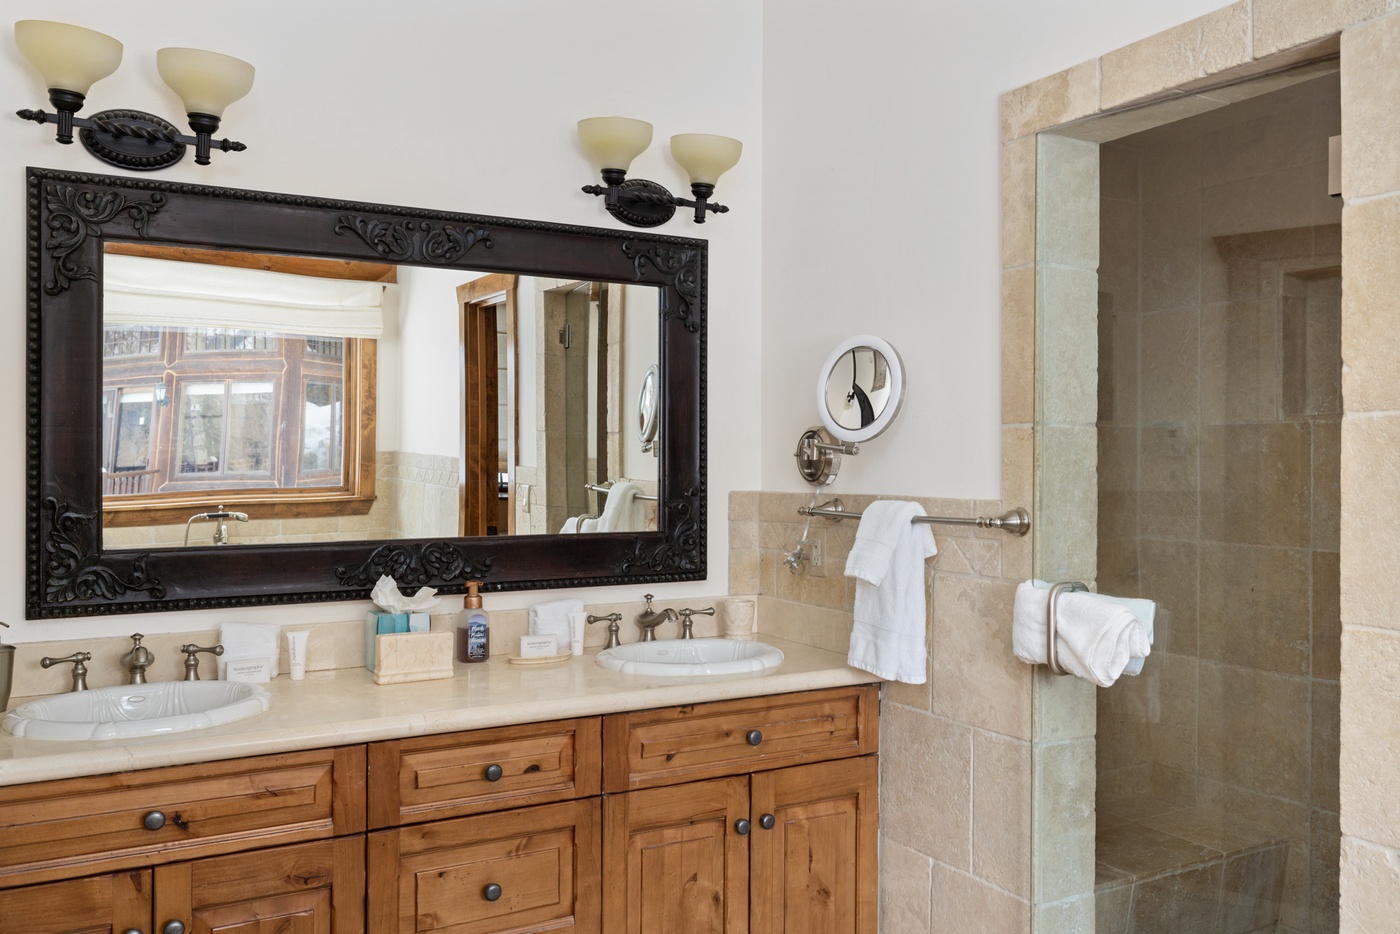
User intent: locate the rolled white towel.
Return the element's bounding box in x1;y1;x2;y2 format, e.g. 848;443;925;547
1013;580;1152;687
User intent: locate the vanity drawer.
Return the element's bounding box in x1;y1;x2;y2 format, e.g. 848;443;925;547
602;685;878;792
367;717;601;828
0;746;366;888
367;798;601;933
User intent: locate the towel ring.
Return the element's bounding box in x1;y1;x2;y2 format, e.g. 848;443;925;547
1045;581;1088;676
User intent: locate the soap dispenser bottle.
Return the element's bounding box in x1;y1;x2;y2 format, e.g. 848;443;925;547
458;581;490;663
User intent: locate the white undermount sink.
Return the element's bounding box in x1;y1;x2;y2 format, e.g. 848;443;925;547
2;680;272;741
596;638;784;677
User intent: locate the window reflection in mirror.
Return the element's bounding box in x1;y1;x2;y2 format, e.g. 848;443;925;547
100;246;660;550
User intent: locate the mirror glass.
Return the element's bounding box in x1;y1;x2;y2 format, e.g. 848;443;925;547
99;249;660;549
27;167;706;618
817;335;905;443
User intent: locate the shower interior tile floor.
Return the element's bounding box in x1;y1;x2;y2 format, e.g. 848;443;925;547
1095;795;1288;934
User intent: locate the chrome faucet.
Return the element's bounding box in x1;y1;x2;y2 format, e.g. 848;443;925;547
180;643;224;681
183;505;250;546
40;651;91;692
122;633;154;684
587;613;623;650
635;594;678;642
677;606;715;639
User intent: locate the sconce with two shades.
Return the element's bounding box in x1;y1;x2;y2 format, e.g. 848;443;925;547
13;20;254;170
579;117;741;228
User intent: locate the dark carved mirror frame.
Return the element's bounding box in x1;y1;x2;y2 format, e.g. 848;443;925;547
26;167;707;619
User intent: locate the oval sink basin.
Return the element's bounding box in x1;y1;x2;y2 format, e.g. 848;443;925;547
2;681;272;741
596;638;784;677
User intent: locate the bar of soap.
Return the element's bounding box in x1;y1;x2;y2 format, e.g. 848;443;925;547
223;657;274;682
518;634;558;658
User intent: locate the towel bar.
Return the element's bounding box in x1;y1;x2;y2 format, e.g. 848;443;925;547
585;481;658;502
797;500;1031;536
1045;580;1088;676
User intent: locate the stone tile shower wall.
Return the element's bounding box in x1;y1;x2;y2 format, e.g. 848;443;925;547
1095;77;1342;933
730;490;1036;932
1000;3;1400;932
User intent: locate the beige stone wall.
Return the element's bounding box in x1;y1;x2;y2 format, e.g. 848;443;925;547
730;490;1035;932
1001;3;1400;932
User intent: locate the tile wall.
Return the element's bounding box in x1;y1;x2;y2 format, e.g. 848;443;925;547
729;490;1037;932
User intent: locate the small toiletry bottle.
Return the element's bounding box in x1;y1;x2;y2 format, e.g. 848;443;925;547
457;581;490;663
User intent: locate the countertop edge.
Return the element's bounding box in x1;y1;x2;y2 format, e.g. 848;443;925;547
0;639;881;786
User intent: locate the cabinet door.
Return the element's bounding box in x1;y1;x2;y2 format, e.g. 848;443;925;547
153;837;364;934
750;756;878;934
368;798;600;934
602;776;749;934
0;870;150;934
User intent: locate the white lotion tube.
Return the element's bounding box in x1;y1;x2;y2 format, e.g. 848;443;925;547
285;630;311;680
569;610;585;656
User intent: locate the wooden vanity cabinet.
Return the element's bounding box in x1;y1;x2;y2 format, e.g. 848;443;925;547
600;685;880;934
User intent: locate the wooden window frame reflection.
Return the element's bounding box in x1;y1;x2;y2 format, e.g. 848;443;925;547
102;245;389;528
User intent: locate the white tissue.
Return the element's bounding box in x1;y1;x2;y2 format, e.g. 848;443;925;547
370;575;441;614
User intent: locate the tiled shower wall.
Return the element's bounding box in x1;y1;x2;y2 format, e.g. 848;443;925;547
1095;78;1342;933
729;490;1038;931
1001;3;1400;931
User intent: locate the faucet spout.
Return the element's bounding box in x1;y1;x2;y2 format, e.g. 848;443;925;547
122;633;154;685
635;594;678;642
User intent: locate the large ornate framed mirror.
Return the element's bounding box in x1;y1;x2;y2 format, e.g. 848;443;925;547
26;167;707;618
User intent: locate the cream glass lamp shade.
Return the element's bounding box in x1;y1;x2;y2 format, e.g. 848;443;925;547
14;20;123;94
157;48;255;116
670;134;743;186
578;117;653;172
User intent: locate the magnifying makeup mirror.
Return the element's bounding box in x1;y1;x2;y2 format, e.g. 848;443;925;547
795;335;906;485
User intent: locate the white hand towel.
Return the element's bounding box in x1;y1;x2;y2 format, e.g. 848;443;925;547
1012;580;1152;687
593;482;642;533
530;597;584;647
560;516;581;534
219;622;283;678
844;501;937;683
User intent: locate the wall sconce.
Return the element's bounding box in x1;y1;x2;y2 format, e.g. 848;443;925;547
154;383;169;407
14;20;254;171
578;116;742;228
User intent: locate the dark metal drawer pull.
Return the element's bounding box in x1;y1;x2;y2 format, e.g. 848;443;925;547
143;810;166;831
484;883;503;902
484;764;504;782
745;729;763;746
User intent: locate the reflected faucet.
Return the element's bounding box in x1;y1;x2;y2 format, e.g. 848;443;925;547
635;594;678;642
183;505;250;546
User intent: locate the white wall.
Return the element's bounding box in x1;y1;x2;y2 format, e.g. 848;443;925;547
2;0;761;642
760;0;1230;497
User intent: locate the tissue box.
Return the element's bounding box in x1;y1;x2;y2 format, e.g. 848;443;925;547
365;611;410;671
372;632;454;685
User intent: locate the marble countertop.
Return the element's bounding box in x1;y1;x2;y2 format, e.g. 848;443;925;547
0;637;879;787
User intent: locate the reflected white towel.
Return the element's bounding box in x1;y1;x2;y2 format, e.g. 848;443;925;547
560;517;581;534
594;482;642;533
844;501;937;684
530;597;584;647
1013;580;1153;687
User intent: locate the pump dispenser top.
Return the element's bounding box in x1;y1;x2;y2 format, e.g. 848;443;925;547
458;581;490;663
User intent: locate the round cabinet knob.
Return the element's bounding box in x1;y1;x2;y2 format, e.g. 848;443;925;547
143;811;166;831
734;819;751;835
759;813;776;830
483;883;503;902
745;730;763;747
163;922;186;934
122;929;144;934
484;764;504;782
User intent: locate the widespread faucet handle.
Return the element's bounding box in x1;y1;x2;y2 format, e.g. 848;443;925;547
586;613;624;650
40;651;92;692
180;643;224;681
677;606;716;639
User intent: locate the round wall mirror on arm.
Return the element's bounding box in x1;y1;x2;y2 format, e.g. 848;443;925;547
638;364;659;454
795;335;905;486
